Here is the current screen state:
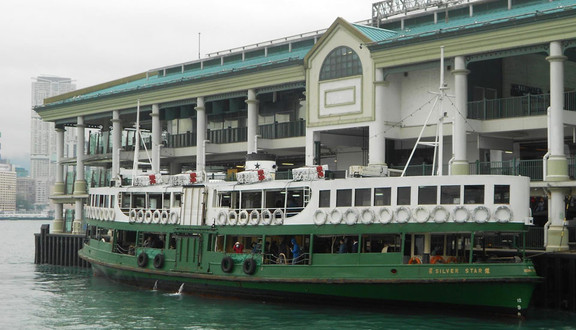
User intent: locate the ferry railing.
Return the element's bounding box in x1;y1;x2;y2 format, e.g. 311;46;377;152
264;252;310;265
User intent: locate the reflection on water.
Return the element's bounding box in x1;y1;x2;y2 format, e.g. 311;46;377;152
1;220;576;329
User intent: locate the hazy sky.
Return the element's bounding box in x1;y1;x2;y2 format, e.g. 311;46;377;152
0;0;376;169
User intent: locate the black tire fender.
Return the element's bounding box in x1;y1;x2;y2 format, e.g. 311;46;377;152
242;258;257;275
153;254;165;269
221;256;234;273
137;252;148;267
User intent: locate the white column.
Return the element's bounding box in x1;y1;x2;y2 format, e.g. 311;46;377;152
111;110;122;183
196;97;206;174
151;104;161;173
451;56;470;175
246;89;259;154
73;116;86;234
305;130;321;166
545;41;569;251
52;127;65;233
369;69;387;165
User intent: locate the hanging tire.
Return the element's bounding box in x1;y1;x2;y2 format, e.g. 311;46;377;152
221;256;234;273
137;252;148;267
243;258;257;275
153;254;165;269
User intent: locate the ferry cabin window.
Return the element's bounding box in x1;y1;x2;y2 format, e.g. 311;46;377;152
219;191;239;209
132;194;145;208
494;185;510;204
149;193;162;209
464;185;484;204
163;193;170;209
374;187;391;206
336;189;352;207
354;188;371;207
265;190;284;208
173;193;182;207
418;186;437;205
397;187;411;205
362;234;401;253
319;190;330;208
441;186;460;204
241;191;262;209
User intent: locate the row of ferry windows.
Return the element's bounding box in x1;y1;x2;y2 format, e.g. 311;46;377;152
319;184;510;208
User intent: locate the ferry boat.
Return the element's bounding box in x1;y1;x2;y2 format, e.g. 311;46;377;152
79;157;539;315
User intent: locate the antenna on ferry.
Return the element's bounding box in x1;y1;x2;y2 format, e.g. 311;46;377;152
131;99;141;184
401;46;448;177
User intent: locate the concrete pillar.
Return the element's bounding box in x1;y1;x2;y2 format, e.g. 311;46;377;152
451;56;470;175
52;127;65;233
151;104;161;173
545;41;569;251
195;97;206;174
305;130;321;166
246;89;259;154
111;110;122;184
369;69;387;165
73;116;86;234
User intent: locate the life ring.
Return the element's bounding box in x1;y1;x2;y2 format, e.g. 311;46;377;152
153;254;165;269
430;255;444;264
108;208;115;221
137;252;148;267
248;210;260;225
144;210;153;224
160;210;169;224
408;257;422;264
343;208;359;226
413;206;430;223
261;209;273;225
221;256;234;273
495;205;512;223
395;206;411;223
313;209;327;226
473;206;490;223
272;209;284;225
243;258;257;275
228;211;238;225
217;210;228;226
169;211;179;224
379;207;394;224
129;209;137;223
152;210;162;224
238;210;249;226
453;206;470;223
136;209;145;223
360;208;375;224
445;256;458;264
431;206;449;223
329;209;342;224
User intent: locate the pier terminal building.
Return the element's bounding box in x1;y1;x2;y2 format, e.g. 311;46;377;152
35;0;576;251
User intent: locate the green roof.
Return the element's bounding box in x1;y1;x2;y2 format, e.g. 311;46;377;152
352;23;397;42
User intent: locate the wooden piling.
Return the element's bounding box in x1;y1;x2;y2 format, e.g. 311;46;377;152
34;224;90;268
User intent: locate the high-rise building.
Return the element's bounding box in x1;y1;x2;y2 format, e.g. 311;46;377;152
31;76;76;209
0;163;16;213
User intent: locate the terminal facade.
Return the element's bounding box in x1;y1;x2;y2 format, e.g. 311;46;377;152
36;0;576;250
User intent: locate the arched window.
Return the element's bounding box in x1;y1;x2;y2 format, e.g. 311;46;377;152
319;46;362;81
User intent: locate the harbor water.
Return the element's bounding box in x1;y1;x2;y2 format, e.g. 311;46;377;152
3;221;576;329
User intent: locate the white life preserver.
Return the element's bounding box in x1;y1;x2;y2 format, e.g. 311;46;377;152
152;210;162;224
453;206;470;223
343;208;359;226
217;210;228;225
261;209;273;225
313;209;327;225
228;210;238;225
238;210;249;226
329;209;342;225
495;205;512;223
413;206;430;223
379;207;394;224
431;205;449;223
272;209;284;225
249;210;260;225
360;208;375;224
144;210;153;224
136;209;145;223
129;209;137;223
473;206;490;223
161;210;169;224
169;210;180;224
395;206;411;223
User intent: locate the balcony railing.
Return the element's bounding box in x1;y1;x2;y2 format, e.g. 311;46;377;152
468;91;576;120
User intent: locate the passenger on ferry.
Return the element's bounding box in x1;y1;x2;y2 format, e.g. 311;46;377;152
352;239;358;253
143;236;154;247
252;239;262;254
290;238;300;264
233;241;244;253
338;239;348;254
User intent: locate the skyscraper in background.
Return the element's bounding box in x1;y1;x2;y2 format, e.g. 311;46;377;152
31;76;76;210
